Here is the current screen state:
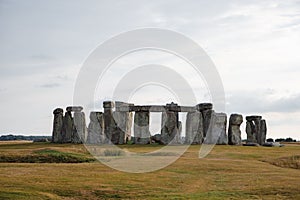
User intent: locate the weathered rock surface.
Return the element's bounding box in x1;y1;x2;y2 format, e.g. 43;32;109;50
228;114;243;145
161;110;181;144
216;113;228;145
52;108;63;143
197;103;213;138
185;111;203;144
151;134;163;144
113;102;134;144
134;111;151;144
204;112;227;144
66;106;83;112
103;101;118;144
87;112;104;144
246;115;267;145
73;111;87;144
61;111;73;143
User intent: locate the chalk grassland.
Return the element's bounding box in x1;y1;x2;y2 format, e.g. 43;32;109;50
0;142;299;200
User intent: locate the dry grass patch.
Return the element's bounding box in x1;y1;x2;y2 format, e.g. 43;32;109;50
263;155;300;169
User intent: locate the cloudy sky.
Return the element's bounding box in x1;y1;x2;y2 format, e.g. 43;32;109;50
1;0;300;140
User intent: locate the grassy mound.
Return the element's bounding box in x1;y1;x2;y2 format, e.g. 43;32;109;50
0;149;95;163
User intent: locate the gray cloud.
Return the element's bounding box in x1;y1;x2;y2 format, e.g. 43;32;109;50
0;0;299;140
226;90;300;114
38;83;61;88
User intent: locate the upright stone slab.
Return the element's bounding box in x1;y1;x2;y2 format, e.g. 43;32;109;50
134;110;151;144
61;111;73;143
114;102;134;144
246;115;266;145
204;112;227;144
103;101;118;144
260;119;267;145
161;103;181;144
228;114;243;145
73;111;87;144
197;103;213;138
87;112;105;144
246;121;256;143
185;111;203;144
216;113;228;145
52;108;64;143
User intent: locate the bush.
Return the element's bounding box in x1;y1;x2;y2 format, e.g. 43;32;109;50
266;138;274;142
103;149;123;156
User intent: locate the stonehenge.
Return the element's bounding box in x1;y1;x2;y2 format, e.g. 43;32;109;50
52;108;64;143
52;106;87;144
246;116;267;145
87;112;104;144
228;114;243;145
52;101;268;146
185;111;203;144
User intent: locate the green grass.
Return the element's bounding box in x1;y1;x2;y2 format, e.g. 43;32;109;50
0;142;299;199
0;147;95;163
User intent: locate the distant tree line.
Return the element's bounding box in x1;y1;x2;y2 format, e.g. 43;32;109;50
0;134;51;141
266;138;298;143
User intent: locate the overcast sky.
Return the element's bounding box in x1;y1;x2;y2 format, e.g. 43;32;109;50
0;0;300;140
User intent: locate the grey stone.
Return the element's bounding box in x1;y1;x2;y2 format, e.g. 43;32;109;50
204;112;227;144
196;103;213;111
113;111;133;144
185;111;203;144
52;108;63;143
134;111;151;144
103;101;118;144
61;111;73;143
161;109;181;145
216;113;227;145
151;134;163;144
246;115;267;145
245;115;262;121
243;142;259;146
260;119;267;145
73;111;87;144
87;112;104;144
66;106;83;112
246;121;257;143
228;114;243;145
202;109;213;138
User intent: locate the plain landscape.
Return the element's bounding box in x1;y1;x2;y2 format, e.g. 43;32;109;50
0;141;299;200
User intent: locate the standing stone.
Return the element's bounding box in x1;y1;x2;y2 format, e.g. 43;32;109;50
228;114;243;145
73;111;87;144
196;103;213;138
103;101;118;144
87;112;104;144
246;116;266;145
246;121;256;143
134;110;151;144
114;102;133;144
161;103;181;144
204;112;227;144
216;113;228;145
61;111;73;143
52;108;64;143
260;119;267;145
185;111;203;144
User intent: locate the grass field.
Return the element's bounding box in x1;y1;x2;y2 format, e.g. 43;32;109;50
0;141;299;200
